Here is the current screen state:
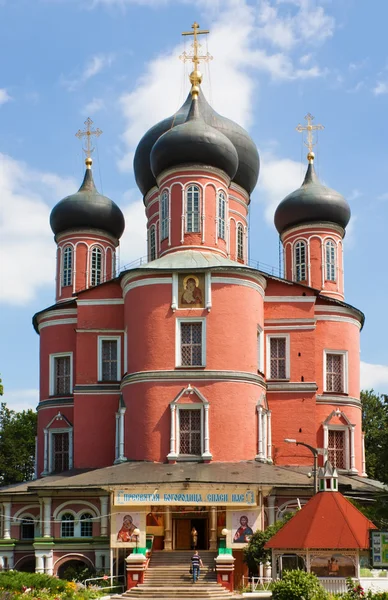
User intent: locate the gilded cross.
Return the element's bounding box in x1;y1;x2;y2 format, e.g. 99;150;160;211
75;117;102;159
180;22;213;98
296;113;324;161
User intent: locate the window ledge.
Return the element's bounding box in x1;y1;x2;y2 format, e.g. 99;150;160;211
175;366;206;370
322;391;348;396
97;380;121;384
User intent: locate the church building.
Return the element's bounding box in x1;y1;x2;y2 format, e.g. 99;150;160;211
0;22;381;590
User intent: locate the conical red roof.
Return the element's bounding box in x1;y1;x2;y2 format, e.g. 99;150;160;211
266;492;376;550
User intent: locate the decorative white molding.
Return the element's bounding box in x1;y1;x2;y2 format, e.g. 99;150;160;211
49;352;73;397
264;296;315;303
97;336;121;381
323;349;348;394
122;276;173;298
39;318;77;331
175;317;206;368
316;315;361;329
212;276;266;297
77;299;124;306
266;333;290;380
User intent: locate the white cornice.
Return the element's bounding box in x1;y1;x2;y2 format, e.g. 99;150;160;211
316;395;361;409
37;308;77;324
122;276;173;298
267;382;317;392
55;229;118;244
281;222;344;240
77;299;124;306
156;165;230;188
316;315;361;329
265;296;315;303
212;275;266;296
38;318;77;331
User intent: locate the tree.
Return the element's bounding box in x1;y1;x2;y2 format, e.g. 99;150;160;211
361;390;388;484
0;402;37;486
0;376;3;396
244;512;294;574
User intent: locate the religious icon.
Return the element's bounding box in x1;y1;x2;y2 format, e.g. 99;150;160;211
233;515;254;543
231;511;258;545
116;514;138;542
178;274;205;308
146;507;163;527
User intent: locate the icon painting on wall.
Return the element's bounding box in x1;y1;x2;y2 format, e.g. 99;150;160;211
178;274;205;308
116;513;140;542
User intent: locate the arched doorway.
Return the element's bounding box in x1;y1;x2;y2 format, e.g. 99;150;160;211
14;556;35;573
57;558;95;581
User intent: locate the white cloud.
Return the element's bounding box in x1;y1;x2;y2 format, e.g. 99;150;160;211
118;193;147;267
62;54;114;91
373;81;388;95
377;192;388;201
361;361;388;394
84;97;105;114
0;153;76;305
1;388;39;412
257;153;304;223
0;88;11;105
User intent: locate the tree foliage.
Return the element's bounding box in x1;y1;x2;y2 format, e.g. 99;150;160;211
271;570;328;600
244;512;294;573
0;402;37;486
0;375;3;396
361;390;388;484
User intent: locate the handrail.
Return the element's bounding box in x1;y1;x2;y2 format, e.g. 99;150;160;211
242;576;273;592
83;574;125;593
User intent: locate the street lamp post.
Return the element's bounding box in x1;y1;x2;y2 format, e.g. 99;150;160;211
133;528;140;553
284;438;319;494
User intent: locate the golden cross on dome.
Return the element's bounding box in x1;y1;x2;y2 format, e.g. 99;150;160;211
75;117;102;167
180;21;213;98
296;113;324;163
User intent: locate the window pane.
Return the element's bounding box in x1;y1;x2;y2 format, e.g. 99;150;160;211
80;513;93;537
326;354;343;392
181;323;202;366
328;430;345;469
295;241;306;281
179;409;201;455
218;193;226;239
54;356;71;395
237;225;244;260
101;340;118;381
161;192;169;241
150;228;156;261
186;186;200;233
270;338;286;379
326;241;336;281
53;432;69;472
62;247;73;287
61;513;74;537
91;248;102;286
21;518;35;540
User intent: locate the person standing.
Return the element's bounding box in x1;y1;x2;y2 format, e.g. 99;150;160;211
191;526;198;550
191;550;203;583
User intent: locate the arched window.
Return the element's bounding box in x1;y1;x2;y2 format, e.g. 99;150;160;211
80;513;93;537
186;185;200;233
150;227;156;261
218;191;226;240
294;240;307;281
161;191;169;241
61;513;75;537
21;517;35;540
325;240;336;281
237;224;244;260
90;247;102;286
62;246;73;287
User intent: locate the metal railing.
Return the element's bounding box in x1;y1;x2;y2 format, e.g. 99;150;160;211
242;576;273;592
82;574;125;593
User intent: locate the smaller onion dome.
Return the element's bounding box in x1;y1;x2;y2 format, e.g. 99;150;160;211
274;155;351;235
150;96;239;181
50;158;125;239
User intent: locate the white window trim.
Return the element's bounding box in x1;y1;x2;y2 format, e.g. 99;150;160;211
324;425;350;471
323;349;348;394
149;224;157;261
62;245;73;288
266;334;290;380
325;239;337;282
98;336;121;382
322;409;357;474
42;424;73;476
90;245;104;287
58;509;94;538
160;190;169;242
185;184;201;233
49;352;73;397
293;239;307;282
257;326;264;374
175;318;206;368
217;191;227;242
256;403;272;463
177;403;204;457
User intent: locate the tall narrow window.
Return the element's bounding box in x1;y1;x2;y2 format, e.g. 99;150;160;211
181;323;203;366
53;356;71;395
61;513;75;537
186;185;200;233
270;337;287;379
80;513;93;537
161;191;169;241
294;241;307;281
179;409;201;455
150;227;156;261
328;430;345;469
21;518;35;540
326;353;344;392
91;247;102;286
218;191;226;240
52;432;69;472
325;240;336;281
237;224;244;260
101;340;119;381
62;246;73;287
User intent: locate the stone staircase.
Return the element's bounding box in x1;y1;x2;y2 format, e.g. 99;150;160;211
117;550;241;599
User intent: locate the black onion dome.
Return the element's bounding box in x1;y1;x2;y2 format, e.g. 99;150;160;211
274;162;351;235
150;97;239;181
134;89;260;196
50;166;125;239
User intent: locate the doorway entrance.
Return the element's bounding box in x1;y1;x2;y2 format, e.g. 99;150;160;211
172;512;208;550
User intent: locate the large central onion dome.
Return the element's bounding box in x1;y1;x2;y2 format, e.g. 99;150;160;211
134;89;260;197
50;158;125;239
274;156;351;235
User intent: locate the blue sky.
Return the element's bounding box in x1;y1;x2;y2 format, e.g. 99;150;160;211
1;0;388;411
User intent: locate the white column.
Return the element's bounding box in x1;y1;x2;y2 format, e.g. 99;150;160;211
3;502;11;540
201;190;205;244
209;506;217;551
262;411;267;460
205;272;212;311
181;189;185;243
361;432;367;477
6;553;14;570
323;424;329;462
35;554;44;574
119;409;126;462
69;429;73;469
267;411;272;463
42;429;49;476
42;498;52;538
350;425;358;473
164;507;172;551
33;436;38;480
45;553;53;576
202;404;212;459
100;496;109;537
114;413;119;462
256;406;264;461
267;495;276;526
167;405;177;459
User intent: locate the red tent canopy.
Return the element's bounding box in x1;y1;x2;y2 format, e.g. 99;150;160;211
266;492;376;550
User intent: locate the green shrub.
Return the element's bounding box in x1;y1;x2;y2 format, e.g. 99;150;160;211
379;571;388;577
0;571;67;593
271;569;328;600
360;568;373;577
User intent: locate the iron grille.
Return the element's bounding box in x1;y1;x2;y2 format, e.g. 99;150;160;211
326;354;343;392
54;356;71;395
270;338;286;379
179;409;201;455
102;340;118;381
53;432;69;473
328;430;345;469
181;323;202;366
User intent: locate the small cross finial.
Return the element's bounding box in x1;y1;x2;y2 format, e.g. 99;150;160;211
296;113;324;163
75;117;102;168
180;22;213;99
